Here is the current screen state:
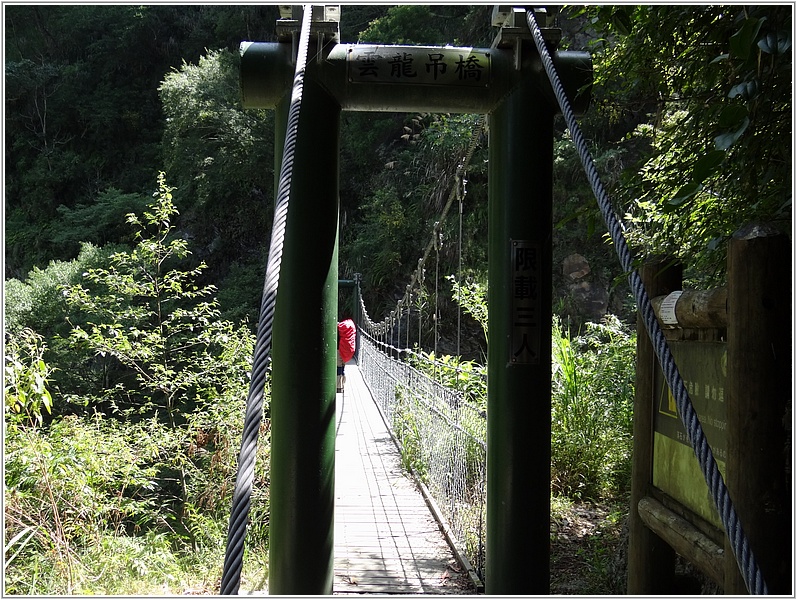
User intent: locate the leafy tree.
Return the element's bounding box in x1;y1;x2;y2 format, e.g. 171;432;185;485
52;189;148;257
158;48;275;321
339;5;389;43
5;6;170;274
4;5;281;277
57;172;261;547
63;173;251;422
576;5;792;281
342;112;487;328
4;243;129;410
359;5;492;46
5;173;266;594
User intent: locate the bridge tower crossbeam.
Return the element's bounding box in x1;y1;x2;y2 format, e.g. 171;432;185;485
238;5;592;595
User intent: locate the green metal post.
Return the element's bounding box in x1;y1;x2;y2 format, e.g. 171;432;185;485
269;76;340;594
487;40;555;594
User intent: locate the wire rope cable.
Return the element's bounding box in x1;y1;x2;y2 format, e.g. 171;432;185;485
434;230;440;355
457;175;464;356
364;116;485;339
525;9;768;595
220;5;314;595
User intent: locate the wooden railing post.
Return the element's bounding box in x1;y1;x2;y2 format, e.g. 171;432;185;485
627;259;681;594
724;225;791;594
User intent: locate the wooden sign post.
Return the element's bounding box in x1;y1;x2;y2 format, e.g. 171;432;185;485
628;226;791;594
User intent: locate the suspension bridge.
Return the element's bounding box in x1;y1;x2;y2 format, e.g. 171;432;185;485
333;351;480;594
218;5;787;597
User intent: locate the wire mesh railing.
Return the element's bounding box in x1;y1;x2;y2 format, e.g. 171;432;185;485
357;332;487;582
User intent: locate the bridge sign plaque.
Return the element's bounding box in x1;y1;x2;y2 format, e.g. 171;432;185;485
347;45;491;87
509;240;541;365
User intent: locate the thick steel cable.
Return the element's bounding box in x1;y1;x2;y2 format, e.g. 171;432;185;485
457;176;464;356
220;5;313;595
434;233;440;355
525;9;767;595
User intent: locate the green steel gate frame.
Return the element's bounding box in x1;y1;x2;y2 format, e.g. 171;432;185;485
239;6;591;594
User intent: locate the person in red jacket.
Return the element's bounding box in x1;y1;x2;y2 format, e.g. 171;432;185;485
337;318;356;393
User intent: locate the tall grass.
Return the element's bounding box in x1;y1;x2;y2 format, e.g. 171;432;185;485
551;315;636;499
394;314;636;502
4;410;271;594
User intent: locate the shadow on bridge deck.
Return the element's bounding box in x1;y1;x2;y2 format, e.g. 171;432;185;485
334;362;477;595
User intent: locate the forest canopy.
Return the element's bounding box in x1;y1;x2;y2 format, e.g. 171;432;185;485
6;5;791;305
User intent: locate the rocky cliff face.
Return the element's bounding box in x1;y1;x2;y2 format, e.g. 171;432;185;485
562;253;609;323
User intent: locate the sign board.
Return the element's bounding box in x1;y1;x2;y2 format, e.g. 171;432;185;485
348;45;491;87
653;340;727;529
509;240;541;365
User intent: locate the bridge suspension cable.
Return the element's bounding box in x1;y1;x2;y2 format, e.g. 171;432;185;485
525;8;768;595
457;174;466;356
220;5;314;595
359;115;485;351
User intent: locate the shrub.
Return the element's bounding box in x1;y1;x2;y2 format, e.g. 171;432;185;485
4;328;54;428
3;376;263;595
4;172;269;594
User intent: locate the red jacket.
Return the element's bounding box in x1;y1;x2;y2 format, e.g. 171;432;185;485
337;319;356;364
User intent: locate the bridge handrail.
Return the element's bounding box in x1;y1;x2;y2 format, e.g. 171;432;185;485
357;332;487;581
359;330;487;447
359;328;488;386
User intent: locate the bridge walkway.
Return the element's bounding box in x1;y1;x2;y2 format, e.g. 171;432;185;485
333;362;476;595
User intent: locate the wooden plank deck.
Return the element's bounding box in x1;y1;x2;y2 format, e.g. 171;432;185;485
333;363;476;595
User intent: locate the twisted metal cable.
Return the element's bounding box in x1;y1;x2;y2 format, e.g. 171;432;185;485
220;5;313;595
525;9;767;595
366;116;486;338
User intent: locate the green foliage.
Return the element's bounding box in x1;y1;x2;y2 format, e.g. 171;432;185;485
4;280;33;336
5;172;268;594
4;328;54;429
410;350;487;412
53;189;148;257
396;307;636;504
577;5;792;281
359;5;445;45
159;48;274;283
4;5;281;277
4;243;117;337
391;390;430;481
551;126;634;325
217;258;267;326
3;412;254;594
391;353;487;558
4;243;126;414
551;316;636;500
58;171;264;546
63;173;243;419
359;5;493;47
5;5;167;274
348;186;417;293
446;274;488;345
343;112;487;322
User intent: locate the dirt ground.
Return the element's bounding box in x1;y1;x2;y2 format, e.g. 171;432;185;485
549;500;720;595
550;501;627;594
